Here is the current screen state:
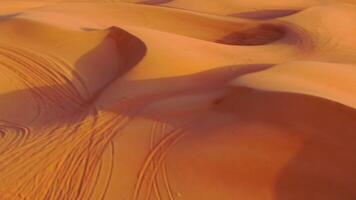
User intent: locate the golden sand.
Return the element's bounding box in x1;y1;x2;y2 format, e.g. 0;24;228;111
0;0;356;199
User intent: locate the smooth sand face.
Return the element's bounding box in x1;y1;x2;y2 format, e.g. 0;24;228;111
0;1;356;200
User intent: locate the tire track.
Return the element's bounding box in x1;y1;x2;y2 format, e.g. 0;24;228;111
0;109;134;199
143;128;188;200
0;45;88;116
41;100;139;200
149;121;162;200
100;140;115;200
159;123;175;200
0;120;31;154
145;121;174;200
133;118;199;200
0;125;73;187
133;127;184;200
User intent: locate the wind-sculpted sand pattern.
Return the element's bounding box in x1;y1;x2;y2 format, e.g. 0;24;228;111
0;0;356;199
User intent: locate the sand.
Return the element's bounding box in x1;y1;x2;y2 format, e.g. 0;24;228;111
0;0;355;199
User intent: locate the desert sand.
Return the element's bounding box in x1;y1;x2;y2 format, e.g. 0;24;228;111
0;0;356;199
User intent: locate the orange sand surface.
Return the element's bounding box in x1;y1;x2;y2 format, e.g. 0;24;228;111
0;0;356;199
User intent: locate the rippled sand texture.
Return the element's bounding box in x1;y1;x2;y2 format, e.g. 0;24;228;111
1;0;356;199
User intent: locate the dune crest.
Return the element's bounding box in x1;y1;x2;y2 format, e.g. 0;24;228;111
231;9;302;20
231;61;356;109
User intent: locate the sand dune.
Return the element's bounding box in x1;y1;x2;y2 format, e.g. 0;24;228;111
232;61;356;109
0;0;355;200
